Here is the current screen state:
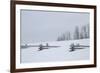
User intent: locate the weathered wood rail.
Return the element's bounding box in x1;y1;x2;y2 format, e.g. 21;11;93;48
69;44;90;52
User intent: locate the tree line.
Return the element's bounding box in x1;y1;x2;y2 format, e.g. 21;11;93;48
57;24;89;41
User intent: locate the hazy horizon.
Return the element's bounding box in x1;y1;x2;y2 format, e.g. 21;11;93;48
20;9;90;44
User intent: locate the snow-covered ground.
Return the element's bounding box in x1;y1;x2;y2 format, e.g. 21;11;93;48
21;39;90;63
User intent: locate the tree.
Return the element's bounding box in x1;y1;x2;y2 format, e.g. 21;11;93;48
57;35;65;41
66;31;71;40
80;31;83;39
57;24;89;41
83;25;87;38
57;36;61;41
74;26;80;40
57;31;71;41
80;24;90;39
87;24;90;38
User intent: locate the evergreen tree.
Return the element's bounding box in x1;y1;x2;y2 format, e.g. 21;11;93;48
74;26;80;40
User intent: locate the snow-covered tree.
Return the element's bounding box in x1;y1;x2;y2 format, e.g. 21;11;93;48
79;24;90;39
74;26;80;40
57;24;89;41
66;31;71;40
57;31;71;41
87;24;90;38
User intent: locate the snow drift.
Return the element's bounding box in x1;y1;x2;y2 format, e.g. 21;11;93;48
21;39;90;63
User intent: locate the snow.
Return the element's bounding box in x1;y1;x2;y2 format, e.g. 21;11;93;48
21;39;90;63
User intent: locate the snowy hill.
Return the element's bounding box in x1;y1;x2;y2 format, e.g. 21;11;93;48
21;39;90;63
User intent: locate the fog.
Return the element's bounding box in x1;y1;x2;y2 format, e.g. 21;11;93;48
21;10;89;43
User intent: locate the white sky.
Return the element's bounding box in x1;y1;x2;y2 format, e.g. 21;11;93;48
20;10;89;43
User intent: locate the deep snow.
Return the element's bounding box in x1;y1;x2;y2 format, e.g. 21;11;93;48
21;39;90;63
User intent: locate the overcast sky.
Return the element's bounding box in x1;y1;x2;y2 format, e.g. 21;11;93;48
20;10;90;43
